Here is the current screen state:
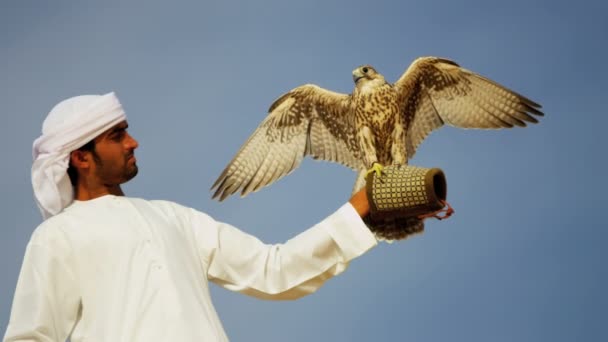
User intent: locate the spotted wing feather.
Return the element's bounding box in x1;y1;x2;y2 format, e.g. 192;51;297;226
394;57;544;158
211;85;361;201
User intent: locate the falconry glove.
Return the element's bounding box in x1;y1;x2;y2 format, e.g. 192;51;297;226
364;165;453;239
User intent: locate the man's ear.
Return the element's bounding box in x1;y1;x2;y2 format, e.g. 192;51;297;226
70;150;91;169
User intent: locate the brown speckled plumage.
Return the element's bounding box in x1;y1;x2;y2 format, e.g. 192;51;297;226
211;57;544;219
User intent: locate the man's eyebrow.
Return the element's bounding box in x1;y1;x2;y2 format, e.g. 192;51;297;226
106;123;129;136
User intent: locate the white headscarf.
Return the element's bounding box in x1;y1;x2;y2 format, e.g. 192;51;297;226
32;92;127;220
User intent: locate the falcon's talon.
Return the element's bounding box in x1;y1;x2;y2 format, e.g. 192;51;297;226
366;163;384;178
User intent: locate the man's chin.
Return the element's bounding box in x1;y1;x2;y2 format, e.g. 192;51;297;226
124;165;139;182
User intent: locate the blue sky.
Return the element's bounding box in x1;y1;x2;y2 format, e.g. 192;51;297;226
1;0;606;341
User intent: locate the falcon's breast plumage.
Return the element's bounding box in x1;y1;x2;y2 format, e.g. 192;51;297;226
211;57;543;201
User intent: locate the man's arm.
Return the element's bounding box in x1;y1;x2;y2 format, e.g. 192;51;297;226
349;188;370;218
176;197;377;301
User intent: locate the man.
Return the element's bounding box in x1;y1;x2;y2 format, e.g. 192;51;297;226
3;92;410;341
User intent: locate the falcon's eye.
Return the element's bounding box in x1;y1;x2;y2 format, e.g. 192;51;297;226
362;67;369;73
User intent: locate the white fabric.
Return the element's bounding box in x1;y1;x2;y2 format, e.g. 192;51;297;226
31;92;127;220
4;197;377;341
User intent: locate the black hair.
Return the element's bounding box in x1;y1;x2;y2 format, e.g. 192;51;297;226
67;139;96;186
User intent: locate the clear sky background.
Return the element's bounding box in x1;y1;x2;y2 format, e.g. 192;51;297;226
1;0;606;341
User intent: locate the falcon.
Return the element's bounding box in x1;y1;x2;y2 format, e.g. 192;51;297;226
211;57;543;201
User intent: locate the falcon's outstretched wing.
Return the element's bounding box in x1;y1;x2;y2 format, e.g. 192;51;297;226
211;85;362;201
394;57;544;159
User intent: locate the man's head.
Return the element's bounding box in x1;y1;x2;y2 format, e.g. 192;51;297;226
32;92;130;219
67;121;139;190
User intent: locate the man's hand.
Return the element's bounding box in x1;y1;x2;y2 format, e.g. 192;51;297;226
358;164;453;240
365;165;449;222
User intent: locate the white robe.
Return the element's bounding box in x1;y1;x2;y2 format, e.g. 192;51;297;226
4;195;377;341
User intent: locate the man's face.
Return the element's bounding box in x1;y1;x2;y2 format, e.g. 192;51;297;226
90;120;139;186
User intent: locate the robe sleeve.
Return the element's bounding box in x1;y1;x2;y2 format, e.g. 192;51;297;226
183;203;377;300
3;224;81;342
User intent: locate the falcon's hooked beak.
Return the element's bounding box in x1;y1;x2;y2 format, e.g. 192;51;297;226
352;67;366;83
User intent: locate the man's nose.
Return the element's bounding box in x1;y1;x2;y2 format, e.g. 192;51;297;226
125;132;139;150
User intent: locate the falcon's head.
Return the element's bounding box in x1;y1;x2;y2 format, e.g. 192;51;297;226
352;65;385;88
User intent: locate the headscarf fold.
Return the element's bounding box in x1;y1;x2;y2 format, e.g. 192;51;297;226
32;92;127;219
